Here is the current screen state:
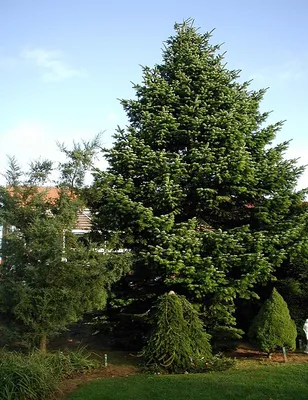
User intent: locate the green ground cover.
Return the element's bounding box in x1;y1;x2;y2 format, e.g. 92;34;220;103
67;363;308;400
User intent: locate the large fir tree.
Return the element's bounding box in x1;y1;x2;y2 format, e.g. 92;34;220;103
92;20;307;339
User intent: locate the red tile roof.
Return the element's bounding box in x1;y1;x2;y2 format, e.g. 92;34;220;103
5;187;91;233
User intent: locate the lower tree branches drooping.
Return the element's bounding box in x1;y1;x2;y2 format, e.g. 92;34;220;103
142;292;212;373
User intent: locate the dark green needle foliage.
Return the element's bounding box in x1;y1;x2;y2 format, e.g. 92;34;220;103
0;141;129;351
92;19;307;340
142;292;212;373
248;288;297;355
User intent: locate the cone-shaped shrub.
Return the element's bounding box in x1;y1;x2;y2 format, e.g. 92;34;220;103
248;288;297;355
142;292;212;373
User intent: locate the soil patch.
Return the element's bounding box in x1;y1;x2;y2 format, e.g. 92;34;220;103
229;345;308;364
56;364;138;399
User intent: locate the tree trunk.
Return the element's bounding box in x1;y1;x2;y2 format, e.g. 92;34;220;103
40;335;47;353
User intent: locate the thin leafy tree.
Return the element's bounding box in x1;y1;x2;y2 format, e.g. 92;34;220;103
0;139;130;351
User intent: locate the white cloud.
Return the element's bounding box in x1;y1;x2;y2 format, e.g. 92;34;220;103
0;122;108;186
107;112;118;122
249;58;308;86
0;122;56;185
277;59;307;82
284;145;308;190
21;48;87;82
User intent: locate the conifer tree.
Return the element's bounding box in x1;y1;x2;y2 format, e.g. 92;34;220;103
142;292;211;373
92;20;307;338
0;140;129;351
248;288;297;355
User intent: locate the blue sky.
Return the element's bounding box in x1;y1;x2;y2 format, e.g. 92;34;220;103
1;0;308;186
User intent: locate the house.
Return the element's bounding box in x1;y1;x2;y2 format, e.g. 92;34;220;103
73;208;92;235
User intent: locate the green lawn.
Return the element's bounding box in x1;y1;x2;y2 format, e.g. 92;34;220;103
66;363;308;400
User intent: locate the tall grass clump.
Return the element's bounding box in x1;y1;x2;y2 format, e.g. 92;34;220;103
0;347;100;400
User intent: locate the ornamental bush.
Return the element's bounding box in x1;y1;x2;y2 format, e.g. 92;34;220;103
248;288;297;355
142;292;212;373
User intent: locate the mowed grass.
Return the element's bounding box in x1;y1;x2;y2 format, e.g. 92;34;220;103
67;363;308;400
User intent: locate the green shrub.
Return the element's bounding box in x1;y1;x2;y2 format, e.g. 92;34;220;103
248;288;297;355
142;292;212;373
142;353;235;375
65;345;100;371
188;353;236;373
0;347;100;400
